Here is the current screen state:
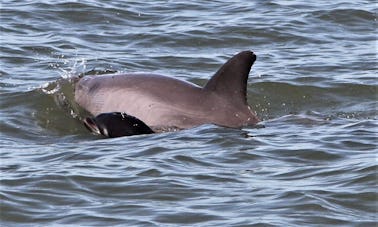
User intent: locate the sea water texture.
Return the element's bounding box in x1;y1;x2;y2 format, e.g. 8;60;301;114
0;0;377;226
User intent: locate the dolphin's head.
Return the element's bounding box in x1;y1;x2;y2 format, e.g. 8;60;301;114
83;112;154;138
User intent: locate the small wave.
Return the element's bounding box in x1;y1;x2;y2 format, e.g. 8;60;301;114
248;81;377;120
312;8;376;26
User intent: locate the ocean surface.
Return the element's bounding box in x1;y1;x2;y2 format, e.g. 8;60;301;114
1;0;377;226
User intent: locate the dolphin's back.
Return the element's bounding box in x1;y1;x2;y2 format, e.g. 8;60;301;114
75;73;213;129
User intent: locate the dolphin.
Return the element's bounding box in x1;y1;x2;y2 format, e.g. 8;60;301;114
75;50;259;137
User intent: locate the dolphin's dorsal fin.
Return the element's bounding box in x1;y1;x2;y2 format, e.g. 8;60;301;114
204;51;256;105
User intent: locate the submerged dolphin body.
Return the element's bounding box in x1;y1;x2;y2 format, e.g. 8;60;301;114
75;50;259;137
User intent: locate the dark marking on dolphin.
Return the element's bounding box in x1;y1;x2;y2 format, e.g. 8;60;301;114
75;50;259;137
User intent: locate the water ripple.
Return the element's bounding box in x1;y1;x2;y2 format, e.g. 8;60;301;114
1;0;377;226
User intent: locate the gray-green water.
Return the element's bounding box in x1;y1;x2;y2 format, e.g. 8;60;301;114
1;1;377;226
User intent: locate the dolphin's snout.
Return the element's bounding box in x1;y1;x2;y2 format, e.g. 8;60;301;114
83;117;101;135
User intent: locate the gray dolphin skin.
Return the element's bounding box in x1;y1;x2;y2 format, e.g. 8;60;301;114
75;50;259;137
